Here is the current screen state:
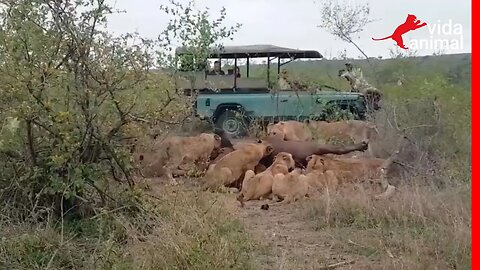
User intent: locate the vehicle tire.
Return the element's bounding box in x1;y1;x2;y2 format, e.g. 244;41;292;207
215;109;249;138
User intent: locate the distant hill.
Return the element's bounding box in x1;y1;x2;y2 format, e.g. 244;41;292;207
246;53;471;89
288;53;471;69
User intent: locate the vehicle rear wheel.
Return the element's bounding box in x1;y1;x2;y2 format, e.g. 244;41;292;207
215;109;249;138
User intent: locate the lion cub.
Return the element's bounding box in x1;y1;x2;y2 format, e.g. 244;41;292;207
203;141;274;191
237;152;295;207
303;170;339;197
269;168;339;205
271;168;310;204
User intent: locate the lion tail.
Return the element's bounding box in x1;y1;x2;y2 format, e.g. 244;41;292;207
372;36;391;41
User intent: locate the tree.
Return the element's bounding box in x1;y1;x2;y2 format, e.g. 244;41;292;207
0;0;164;218
0;0;240;219
316;0;374;61
158;0;241;93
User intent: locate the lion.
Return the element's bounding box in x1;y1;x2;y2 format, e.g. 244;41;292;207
302;169;339;197
208;146;267;176
210;129;268;174
237;152;295;207
267;120;378;154
267;121;313;141
270;168;311;204
269;168;339;204
307;120;377;143
305;150;400;199
203;141;274;191
135;133;222;185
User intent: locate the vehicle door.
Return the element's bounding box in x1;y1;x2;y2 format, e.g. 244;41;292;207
272;91;306;121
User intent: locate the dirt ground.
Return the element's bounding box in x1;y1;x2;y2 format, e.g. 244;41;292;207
223;196;359;270
147;176;383;270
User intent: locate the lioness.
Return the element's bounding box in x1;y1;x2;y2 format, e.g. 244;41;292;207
267;120;378;156
307;120;378;144
267;121;313;141
305;151;399;199
237;152;295;207
203;141;274;191
208;146;267;175
135;133;222;185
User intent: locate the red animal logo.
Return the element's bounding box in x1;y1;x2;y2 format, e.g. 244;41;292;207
372;14;427;49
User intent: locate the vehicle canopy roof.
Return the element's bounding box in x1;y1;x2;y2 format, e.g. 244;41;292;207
175;44;323;59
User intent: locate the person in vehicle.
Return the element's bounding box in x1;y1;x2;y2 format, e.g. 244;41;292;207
235;66;241;78
209;60;225;75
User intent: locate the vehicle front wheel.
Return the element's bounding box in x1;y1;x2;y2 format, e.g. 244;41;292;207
215;109;249;138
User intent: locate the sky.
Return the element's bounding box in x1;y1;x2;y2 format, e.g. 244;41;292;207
105;0;471;59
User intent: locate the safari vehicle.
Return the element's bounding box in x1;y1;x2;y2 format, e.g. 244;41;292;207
175;45;367;137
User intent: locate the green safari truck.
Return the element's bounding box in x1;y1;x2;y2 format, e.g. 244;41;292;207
176;45;367;137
